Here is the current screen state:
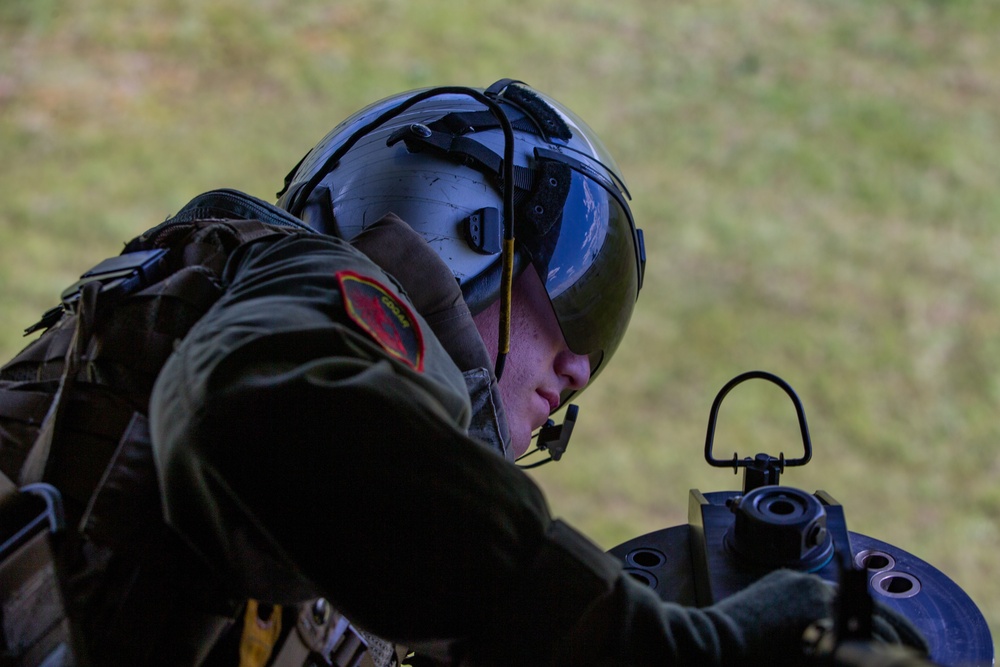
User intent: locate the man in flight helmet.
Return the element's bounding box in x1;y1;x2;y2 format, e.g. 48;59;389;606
0;79;925;666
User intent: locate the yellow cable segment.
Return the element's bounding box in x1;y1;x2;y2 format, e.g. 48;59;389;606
499;237;515;355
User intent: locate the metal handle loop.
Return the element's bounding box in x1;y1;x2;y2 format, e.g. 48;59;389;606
704;370;813;471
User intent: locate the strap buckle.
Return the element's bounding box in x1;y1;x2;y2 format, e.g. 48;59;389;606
298;598;369;667
60;248;169;312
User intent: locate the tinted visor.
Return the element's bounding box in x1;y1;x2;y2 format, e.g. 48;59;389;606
523;158;641;378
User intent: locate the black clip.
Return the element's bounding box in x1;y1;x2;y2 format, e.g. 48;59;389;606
24;248;170;336
60;248;169;311
464;207;502;255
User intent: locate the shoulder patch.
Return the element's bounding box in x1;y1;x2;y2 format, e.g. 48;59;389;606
336;270;425;372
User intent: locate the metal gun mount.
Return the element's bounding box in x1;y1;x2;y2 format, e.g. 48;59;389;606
608;371;994;667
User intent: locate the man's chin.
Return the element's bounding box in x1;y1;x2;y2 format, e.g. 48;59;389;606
509;427;532;460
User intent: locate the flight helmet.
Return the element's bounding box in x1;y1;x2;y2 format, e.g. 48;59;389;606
277;79;645;387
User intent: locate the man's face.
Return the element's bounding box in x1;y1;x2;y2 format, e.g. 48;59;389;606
472;266;591;458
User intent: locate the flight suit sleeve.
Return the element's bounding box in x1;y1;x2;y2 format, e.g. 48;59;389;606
148;231;556;639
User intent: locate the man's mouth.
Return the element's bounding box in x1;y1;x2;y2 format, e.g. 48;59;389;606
536;388;560;417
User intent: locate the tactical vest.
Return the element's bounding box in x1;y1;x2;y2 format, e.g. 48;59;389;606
0;191;403;667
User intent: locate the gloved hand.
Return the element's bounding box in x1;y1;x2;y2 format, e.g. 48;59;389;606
716;569;929;661
348;213;492;374
714;568;838;662
546;568;928;666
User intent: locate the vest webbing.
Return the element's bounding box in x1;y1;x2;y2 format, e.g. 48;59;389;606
0;214;300;665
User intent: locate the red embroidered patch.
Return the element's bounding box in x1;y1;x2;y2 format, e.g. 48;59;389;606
336;271;425;372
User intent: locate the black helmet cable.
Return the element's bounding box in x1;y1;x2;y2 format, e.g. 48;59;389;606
285;86;516;380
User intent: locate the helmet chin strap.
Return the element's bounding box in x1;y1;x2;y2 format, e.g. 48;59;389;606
283;85;517;380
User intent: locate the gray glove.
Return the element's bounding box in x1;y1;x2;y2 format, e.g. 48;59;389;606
716;569;929;663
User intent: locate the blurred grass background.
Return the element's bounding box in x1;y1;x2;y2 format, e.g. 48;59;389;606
2;0;998;644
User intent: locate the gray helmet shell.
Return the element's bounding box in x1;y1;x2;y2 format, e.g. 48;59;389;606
277;80;644;380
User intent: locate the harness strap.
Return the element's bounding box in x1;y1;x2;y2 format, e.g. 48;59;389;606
19;281;101;487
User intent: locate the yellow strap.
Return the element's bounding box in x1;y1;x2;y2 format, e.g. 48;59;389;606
239;599;283;667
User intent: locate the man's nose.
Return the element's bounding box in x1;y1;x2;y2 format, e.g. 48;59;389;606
555;349;591;391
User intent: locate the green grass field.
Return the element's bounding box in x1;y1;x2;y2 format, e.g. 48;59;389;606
2;0;998;647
